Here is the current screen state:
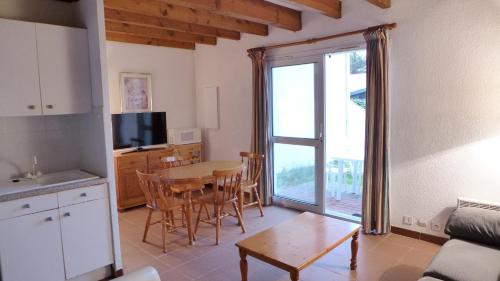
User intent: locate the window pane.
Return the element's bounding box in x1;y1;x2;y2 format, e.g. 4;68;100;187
272;64;315;139
273;143;315;204
324;50;366;221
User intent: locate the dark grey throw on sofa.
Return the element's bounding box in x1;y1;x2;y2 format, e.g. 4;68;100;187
420;207;500;281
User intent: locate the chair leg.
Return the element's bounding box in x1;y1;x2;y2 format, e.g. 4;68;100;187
161;211;167;253
233;201;246;233
183;206;192;245
203;203;211;220
194;202;204;235
142;208;153;242
253;187;264;217
215;205;221;245
170;211;176;228
248;189;254;204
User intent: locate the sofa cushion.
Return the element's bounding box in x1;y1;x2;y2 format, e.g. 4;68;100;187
445;207;500;247
418;277;442;281
423;239;500;281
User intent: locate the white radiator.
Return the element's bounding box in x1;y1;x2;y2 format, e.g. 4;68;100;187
457;197;500;211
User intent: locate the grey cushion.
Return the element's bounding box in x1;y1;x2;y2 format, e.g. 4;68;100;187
444;207;500;247
423;239;500;281
418;277;442;281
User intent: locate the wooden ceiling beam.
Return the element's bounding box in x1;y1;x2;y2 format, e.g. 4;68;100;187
367;0;391;9
106;32;196;50
287;0;341;18
158;0;301;31
105;20;217;45
105;8;240;40
104;0;269;36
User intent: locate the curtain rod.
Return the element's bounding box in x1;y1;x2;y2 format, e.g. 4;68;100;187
249;22;397;52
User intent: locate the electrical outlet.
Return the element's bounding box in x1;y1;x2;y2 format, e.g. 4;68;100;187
417;220;427;227
402;216;413;225
431;222;441;232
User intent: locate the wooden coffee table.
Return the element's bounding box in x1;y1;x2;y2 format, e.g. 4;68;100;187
235;212;361;281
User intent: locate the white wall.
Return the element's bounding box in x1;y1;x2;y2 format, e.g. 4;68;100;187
389;0;500;235
106;41;196;129
194;0;500;236
0;115;83;179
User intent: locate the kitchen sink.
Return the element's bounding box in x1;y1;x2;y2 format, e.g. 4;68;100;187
35;170;98;186
0;170;99;196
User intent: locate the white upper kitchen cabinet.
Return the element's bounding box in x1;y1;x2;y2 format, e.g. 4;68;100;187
36;23;92;115
0;19;42;116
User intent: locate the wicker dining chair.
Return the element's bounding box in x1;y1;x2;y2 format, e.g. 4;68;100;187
161;155;194;169
136;170;188;253
240;152;265;217
194;164;245;245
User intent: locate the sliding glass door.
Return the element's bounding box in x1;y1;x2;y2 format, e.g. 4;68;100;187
324;50;366;221
269;56;324;213
270;48;366;221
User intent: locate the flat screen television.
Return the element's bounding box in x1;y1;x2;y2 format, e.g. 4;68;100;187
112;112;167;150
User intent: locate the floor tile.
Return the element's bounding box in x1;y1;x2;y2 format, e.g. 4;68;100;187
118;205;440;281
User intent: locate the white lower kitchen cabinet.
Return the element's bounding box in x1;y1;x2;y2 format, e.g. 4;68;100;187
0;209;66;281
59;198;114;279
0;184;114;281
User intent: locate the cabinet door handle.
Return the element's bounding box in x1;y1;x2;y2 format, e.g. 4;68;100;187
45;217;53;222
27;105;36;110
80;192;87;197
22;203;31;209
46;104;54;109
63;212;71;217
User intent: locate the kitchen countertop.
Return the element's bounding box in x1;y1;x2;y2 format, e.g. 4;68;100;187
0;170;108;203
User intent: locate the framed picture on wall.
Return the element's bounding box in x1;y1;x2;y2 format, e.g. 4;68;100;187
120;72;152;113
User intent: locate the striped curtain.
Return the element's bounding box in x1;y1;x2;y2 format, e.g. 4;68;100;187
248;47;272;205
361;27;390;234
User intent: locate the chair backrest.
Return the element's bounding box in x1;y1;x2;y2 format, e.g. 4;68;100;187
240;152;264;184
161;155;193;169
136;170;174;210
213;164;244;203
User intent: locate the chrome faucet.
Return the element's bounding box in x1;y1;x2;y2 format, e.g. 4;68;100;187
26;156;42;179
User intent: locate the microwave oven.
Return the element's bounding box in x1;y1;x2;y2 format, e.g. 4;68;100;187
168;128;202;145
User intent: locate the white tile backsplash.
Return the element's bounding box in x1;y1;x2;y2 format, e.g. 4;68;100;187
0;115;84;179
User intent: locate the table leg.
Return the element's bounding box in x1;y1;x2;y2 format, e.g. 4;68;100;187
290;270;299;281
239;248;248;281
350;230;359;270
186;191;194;245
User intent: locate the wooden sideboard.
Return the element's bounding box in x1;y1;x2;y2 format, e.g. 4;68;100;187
114;143;202;211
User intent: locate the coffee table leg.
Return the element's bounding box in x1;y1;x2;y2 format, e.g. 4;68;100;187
239;248;248;281
350;230;359;270
290;270;299;281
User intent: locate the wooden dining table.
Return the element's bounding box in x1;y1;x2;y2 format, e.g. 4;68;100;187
156;160;242;183
155;160;244;245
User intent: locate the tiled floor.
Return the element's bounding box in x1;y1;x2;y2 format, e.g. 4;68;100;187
119;205;439;281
